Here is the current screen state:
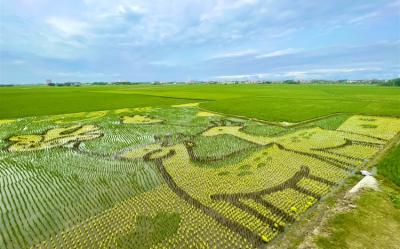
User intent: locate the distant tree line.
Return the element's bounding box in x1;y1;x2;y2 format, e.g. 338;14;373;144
91;82;108;85
91;81;143;85
48;82;81;87
380;78;400;87
112;82;141;85
283;80;299;84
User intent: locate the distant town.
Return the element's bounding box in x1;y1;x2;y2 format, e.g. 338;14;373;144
44;78;400;87
1;78;399;87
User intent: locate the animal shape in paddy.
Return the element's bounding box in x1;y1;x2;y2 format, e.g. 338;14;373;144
7;125;102;152
120;121;386;246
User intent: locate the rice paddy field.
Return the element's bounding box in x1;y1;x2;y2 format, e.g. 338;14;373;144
2;84;400;120
1;84;400;248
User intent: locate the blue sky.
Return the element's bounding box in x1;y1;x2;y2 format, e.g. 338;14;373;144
0;0;399;84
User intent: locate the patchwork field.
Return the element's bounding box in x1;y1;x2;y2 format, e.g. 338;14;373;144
1;103;399;249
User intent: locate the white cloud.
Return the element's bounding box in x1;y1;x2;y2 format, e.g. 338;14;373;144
215;67;383;80
348;11;380;24
55;71;120;78
96;3;144;19
209;49;257;59
267;28;301;39
148;60;178;67
2;0;398;83
386;0;400;8
10;59;26;65
46;17;89;37
215;73;270;79
209;47;303;61
255;48;301;58
200;0;258;21
284;67;383;79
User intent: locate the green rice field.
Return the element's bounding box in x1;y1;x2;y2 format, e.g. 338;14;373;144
1;84;400;121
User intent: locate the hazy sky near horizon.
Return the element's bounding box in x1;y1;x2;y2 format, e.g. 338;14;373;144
0;0;399;84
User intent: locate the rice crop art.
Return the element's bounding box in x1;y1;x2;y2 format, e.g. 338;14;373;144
1;105;399;249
